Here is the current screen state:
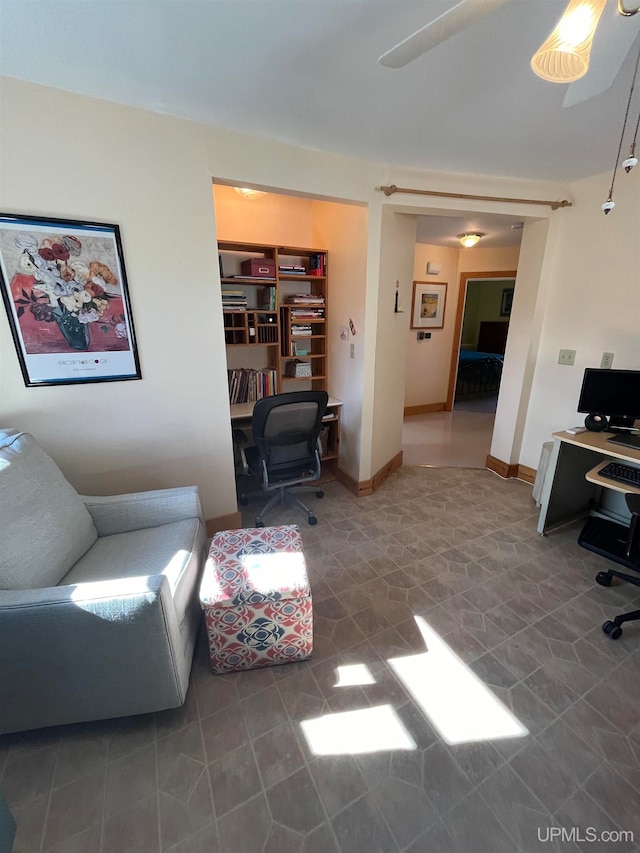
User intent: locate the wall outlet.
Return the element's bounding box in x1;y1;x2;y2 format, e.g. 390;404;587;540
350;343;355;359
558;349;576;366
600;352;615;369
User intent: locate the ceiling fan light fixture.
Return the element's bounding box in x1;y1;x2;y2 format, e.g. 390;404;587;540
234;187;268;200
457;232;484;248
531;0;607;83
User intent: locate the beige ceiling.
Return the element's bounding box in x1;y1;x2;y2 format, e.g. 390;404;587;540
1;1;639;182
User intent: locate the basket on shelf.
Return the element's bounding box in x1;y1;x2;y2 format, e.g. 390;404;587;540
284;359;312;378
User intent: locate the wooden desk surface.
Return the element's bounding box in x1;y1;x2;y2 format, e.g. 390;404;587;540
231;396;343;422
553;430;640;466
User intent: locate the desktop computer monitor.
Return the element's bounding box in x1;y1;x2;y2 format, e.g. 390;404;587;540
577;368;640;431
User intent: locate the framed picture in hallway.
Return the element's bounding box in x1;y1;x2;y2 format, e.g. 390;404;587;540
411;281;447;329
500;287;514;317
0;212;141;387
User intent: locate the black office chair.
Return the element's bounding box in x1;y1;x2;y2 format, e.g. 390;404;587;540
578;493;640;639
238;391;328;527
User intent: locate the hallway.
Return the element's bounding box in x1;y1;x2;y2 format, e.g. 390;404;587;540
402;410;495;468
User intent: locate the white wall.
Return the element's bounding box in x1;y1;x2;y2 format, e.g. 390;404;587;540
0;79;381;516
519;170;640;469
312;202;368;482
405;243;459;407
371;209;417;474
7;75;614;502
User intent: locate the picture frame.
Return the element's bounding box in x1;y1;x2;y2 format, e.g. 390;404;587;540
411;281;447;329
0;213;141;386
500;287;514;317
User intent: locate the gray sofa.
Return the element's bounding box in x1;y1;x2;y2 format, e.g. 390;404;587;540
0;429;207;734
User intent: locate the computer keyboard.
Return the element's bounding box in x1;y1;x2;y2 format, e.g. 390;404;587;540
598;461;640;488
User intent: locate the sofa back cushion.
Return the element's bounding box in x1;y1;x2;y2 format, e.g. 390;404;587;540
0;430;97;590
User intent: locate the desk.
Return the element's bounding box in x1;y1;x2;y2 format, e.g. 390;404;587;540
231;396;343;482
537;430;640;535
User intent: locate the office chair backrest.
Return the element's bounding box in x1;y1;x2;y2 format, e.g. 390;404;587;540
252;391;328;477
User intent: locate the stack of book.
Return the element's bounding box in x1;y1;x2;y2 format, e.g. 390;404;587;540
291;307;324;320
286;294;325;306
279;264;306;275
228;368;277;404
291;324;313;336
222;289;247;311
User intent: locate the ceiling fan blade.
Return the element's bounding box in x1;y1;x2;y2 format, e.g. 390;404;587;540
378;0;512;69
563;10;640;107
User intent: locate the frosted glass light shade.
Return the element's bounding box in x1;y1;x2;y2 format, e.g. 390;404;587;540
457;233;484;248
234;187;267;200
531;0;606;83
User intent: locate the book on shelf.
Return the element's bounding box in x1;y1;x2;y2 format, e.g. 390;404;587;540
279;265;306;273
308;253;326;277
227;368;277;404
228;274;276;281
262;286;277;311
291;325;312;336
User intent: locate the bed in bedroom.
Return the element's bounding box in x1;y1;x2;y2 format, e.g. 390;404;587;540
455;350;504;400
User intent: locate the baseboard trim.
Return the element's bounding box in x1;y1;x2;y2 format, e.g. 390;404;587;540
336;451;404;497
486;454;519;479
516;464;537;484
404;402;446;417
486;455;537;484
205;511;242;536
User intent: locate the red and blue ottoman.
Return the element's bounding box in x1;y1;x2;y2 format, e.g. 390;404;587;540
199;525;313;673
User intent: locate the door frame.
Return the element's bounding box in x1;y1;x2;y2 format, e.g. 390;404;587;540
445;269;517;411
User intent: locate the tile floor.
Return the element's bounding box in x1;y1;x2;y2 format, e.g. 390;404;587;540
3;467;640;853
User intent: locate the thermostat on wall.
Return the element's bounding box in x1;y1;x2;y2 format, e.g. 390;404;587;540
426;262;441;275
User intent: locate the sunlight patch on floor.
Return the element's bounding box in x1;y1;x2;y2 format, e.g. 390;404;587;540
389;615;528;745
334;663;376;687
300;704;417;756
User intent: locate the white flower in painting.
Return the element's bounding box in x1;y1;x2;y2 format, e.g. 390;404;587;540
78;308;101;324
114;322;127;339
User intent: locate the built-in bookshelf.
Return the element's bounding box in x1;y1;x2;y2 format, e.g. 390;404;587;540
218;240;328;400
219;239;338;478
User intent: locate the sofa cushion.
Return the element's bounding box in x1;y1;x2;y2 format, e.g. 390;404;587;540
61;518;202;618
0;430;98;590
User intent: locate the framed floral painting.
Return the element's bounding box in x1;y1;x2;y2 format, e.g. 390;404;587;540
0;213;141;386
410;281;447;329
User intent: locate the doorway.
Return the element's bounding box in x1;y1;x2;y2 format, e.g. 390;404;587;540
450;274;516;415
402;260;519;469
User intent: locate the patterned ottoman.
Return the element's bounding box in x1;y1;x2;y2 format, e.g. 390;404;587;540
200;525;313;673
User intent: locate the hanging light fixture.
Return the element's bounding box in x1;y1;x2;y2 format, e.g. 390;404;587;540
531;0;607;83
234;187;267;200
601;43;640;213
457;232;485;248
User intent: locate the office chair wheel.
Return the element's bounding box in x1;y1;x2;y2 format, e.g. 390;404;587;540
239;496;249;506
596;571;613;586
602;620;623;640
308;516;317;526
316;490;324;499
256;520;265;528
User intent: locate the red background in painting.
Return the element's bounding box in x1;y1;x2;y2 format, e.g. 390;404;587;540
10;274;129;355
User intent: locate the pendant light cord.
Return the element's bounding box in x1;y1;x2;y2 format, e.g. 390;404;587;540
607;43;640;199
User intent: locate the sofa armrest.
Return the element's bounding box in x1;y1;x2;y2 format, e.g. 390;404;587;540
0;574;185;734
80;486;204;536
